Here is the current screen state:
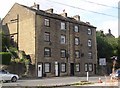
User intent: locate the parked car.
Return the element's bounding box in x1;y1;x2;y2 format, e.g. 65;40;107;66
0;70;19;82
110;69;120;79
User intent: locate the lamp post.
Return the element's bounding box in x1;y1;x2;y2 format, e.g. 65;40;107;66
10;14;19;51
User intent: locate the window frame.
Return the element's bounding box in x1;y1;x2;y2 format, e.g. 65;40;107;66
88;39;92;47
75;37;79;45
61;63;66;72
88;28;92;35
88;51;92;59
75;50;80;58
60;35;66;44
84;63;88;72
75;63;80;72
44;63;51;73
88;63;93;72
45;18;50;27
44;32;50;42
74;25;79;32
61;49;66;58
61;22;66;30
44;47;51;57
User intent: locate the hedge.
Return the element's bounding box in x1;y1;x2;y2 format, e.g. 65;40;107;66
0;52;11;65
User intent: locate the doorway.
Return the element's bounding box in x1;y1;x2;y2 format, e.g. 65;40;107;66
38;64;42;77
70;63;74;76
55;62;60;76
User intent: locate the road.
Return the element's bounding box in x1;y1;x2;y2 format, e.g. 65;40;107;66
0;76;119;87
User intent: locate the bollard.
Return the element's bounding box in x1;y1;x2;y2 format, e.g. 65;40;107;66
87;72;89;81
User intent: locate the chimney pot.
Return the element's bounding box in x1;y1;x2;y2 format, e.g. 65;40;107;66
73;15;80;21
60;13;67;17
45;8;53;13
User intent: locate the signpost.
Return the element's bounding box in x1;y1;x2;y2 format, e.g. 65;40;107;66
99;58;106;66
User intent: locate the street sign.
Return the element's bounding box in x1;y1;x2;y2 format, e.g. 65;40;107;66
99;58;106;66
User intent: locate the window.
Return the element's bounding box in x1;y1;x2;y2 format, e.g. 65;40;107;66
89;63;93;72
75;50;80;58
45;63;51;73
61;49;66;58
61;63;66;72
88;39;92;47
61;22;66;30
44;48;51;57
61;35;66;44
45;18;50;26
88;28;91;35
44;32;50;42
75;37;79;45
75;63;80;72
85;63;88;72
88;52;92;59
74;25;79;32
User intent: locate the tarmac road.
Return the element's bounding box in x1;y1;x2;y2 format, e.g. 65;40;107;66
0;76;120;87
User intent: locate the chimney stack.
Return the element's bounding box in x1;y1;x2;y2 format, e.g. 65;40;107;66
45;8;53;13
73;15;80;21
60;9;67;17
37;4;39;10
86;22;90;25
31;3;40;10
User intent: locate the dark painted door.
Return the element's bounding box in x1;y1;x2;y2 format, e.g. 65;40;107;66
70;63;74;76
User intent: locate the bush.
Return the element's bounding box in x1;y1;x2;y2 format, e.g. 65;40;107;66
0;52;11;65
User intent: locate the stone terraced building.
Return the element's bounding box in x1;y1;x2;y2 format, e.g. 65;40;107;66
2;3;97;77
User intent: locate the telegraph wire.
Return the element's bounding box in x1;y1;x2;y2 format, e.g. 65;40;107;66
80;0;119;9
45;0;117;18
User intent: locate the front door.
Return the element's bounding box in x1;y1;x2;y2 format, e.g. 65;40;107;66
70;63;74;76
38;64;42;77
55;62;60;76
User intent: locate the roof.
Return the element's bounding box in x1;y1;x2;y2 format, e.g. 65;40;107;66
5;3;97;28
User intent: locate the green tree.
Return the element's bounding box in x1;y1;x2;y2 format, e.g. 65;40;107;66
96;31;113;62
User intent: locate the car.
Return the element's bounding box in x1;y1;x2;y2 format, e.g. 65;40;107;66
0;70;19;82
110;69;120;80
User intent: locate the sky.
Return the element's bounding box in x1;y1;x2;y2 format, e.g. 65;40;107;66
0;0;119;37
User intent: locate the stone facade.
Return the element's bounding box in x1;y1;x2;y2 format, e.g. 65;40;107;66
2;3;97;77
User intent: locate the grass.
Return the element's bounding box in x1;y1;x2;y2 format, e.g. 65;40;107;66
71;81;94;86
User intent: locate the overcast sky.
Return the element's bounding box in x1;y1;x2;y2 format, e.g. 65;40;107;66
0;0;119;37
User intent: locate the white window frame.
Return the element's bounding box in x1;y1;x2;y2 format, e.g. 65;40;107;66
88;39;92;47
75;37;79;45
61;63;66;72
61;22;66;30
61;49;66;58
44;48;51;57
61;35;66;44
45;63;50;73
45;18;50;26
44;32;50;42
75;51;80;58
88;28;91;35
74;25;79;32
88;52;92;59
89;63;93;72
75;63;80;72
85;63;88;72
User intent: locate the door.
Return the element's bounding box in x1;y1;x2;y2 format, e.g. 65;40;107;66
38;64;42;77
94;64;96;74
55;62;60;76
70;63;74;76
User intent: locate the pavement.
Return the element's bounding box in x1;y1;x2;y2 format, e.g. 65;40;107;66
1;76;120;88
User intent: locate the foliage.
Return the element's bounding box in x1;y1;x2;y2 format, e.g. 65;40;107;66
0;31;10;52
0;52;11;65
96;30;120;69
96;31;114;62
